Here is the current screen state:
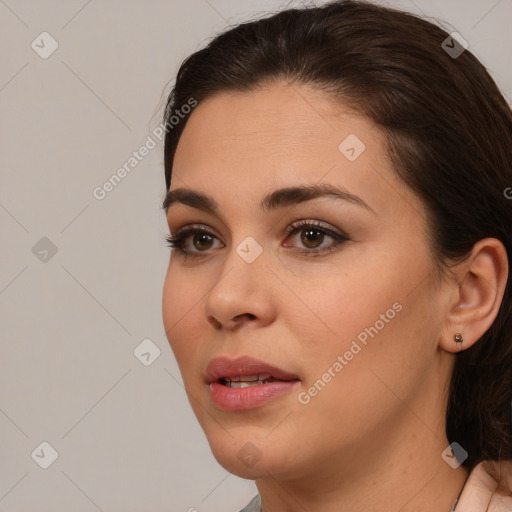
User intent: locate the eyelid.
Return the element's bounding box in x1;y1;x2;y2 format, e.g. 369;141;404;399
169;218;347;238
170;223;220;238
285;218;348;238
169;220;346;244
166;218;350;258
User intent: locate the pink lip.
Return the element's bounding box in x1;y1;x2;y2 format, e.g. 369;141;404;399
209;380;300;411
205;356;301;412
205;356;300;383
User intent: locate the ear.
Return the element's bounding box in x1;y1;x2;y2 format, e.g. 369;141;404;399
440;238;509;353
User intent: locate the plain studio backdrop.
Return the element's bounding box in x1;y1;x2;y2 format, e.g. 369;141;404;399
0;1;511;511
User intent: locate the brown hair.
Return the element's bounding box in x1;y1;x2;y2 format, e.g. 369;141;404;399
162;0;512;472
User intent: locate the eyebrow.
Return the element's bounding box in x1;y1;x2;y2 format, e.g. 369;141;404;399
162;183;376;216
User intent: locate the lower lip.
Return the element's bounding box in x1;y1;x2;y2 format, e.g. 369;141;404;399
209;380;300;411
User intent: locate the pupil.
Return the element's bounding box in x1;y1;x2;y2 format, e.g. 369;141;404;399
194;233;212;250
302;228;322;248
192;229;323;251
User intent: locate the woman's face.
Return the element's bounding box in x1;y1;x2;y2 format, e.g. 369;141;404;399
162;82;453;481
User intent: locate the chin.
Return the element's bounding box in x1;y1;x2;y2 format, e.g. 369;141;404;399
205;430;297;480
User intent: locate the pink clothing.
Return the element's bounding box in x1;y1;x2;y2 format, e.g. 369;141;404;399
456;459;512;511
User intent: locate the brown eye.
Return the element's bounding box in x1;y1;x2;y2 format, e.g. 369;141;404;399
165;220;349;258
300;227;325;248
192;233;214;251
165;225;222;257
284;220;349;255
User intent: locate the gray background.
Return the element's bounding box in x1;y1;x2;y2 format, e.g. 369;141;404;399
1;1;511;511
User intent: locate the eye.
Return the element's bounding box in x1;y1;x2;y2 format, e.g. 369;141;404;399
164;224;220;258
283;219;349;256
165;220;349;259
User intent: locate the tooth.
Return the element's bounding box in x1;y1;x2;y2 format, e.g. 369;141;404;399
225;373;273;382
225;375;258;382
238;375;260;382
228;380;265;388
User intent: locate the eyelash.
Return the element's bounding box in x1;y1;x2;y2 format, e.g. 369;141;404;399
164;220;349;259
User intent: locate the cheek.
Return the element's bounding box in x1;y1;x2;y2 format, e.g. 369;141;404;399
287;299;435;460
162;266;204;372
283;253;401;351
296;275;402;386
302;270;438;404
294;248;437;400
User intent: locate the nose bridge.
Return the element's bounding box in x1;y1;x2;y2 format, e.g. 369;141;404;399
234;233;266;265
203;233;272;327
210;232;267;299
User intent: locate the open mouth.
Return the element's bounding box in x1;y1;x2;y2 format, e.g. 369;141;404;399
206;357;301;411
219;374;290;388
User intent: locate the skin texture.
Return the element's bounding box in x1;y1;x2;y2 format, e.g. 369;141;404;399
162;82;508;511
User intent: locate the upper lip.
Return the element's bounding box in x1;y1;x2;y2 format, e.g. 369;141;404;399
205;356;301;383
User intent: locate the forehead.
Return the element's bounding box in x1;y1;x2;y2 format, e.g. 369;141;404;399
170;82;421;222
175;82;370;163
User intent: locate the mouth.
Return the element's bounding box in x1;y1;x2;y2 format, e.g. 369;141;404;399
206;355;301;385
205;356;301;411
219;374;290;388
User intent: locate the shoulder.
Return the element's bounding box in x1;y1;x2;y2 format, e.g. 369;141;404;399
237;494;261;512
456;459;512;511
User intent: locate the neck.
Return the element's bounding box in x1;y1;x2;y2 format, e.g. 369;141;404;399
255;400;469;512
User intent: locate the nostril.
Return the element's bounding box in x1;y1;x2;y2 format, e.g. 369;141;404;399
235;313;255;321
206;315;222;329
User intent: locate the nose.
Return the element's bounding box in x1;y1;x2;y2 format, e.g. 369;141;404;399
202;249;276;331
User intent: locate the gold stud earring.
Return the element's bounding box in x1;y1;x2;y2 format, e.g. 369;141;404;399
454;332;463;351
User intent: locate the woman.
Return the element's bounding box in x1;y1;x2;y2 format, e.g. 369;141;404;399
160;1;512;510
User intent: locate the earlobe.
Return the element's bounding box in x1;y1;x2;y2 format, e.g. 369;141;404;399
453;332;464;352
440;238;509;354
